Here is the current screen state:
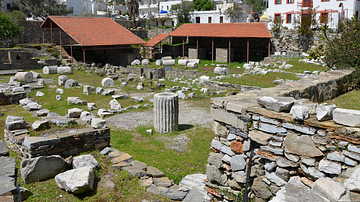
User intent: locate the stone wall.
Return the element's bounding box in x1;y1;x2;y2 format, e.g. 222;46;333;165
206;69;357;201
0;92;27;105
271;29;338;54
216;48;234;63
4;127;111;159
203;80;261;92
189;48;206;59
119;66;199;79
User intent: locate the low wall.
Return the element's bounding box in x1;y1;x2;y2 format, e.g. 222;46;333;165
203;80;261;92
4;127;111;159
206;69;357;201
0;92;27;105
119;66;199;79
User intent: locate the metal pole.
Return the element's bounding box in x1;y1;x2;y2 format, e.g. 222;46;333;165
197;37;199;59
212;38;214;64
247;38;249;63
182;38;185;59
50;21;53;44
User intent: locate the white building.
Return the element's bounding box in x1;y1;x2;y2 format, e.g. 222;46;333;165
66;0;126;16
264;0;360;30
1;0;17;13
190;3;250;24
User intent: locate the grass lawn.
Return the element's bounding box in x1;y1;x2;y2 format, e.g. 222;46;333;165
326;89;360;110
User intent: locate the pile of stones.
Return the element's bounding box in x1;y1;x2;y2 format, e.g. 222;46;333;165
102;147;210;201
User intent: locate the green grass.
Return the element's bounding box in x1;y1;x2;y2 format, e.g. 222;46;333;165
111;125;214;184
10;150;170;202
222;72;299;88
326;89;360;110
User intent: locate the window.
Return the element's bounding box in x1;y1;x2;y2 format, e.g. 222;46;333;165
321;0;329;2
153;0;157;4
264;0;269;8
287;0;294;3
167;6;169;10
320;13;328;23
275;0;281;4
220;16;223;23
286;14;291;23
274;13;281;22
141;1;144;5
196;17;200;23
357;11;359;18
6;3;11;10
208;17;212;23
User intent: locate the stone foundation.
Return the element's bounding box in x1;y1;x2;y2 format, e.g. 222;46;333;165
119;66;199;79
0;92;27;105
206;69;358;201
4;127;111;159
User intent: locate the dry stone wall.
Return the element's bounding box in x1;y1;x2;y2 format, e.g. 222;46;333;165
119;66;199;79
4;127;110;159
206;69;358;201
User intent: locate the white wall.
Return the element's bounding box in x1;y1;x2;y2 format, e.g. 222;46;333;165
190;11;230;23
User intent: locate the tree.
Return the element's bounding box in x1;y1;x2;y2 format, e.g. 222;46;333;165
0;12;23;40
171;1;192;25
126;0;139;29
18;0;72;20
224;4;244;23
324;16;360;82
8;10;26;26
246;0;266;14
191;0;214;11
292;7;318;37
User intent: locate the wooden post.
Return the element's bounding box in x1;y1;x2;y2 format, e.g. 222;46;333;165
247;38;249;63
59;29;62;58
83;49;86;64
182;38;185;59
42;30;44;44
142;46;145;59
261;39;263;60
268;39;270;57
212;38;214;64
197;37;199;59
228;38;231;65
70;39;73;65
50;21;53;44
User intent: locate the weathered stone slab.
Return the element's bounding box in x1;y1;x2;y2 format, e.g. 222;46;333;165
249;130;272;145
282;123;316;135
318;159;341;175
291;105;309;120
333;108;360;127
266;171;287;186
252;177;273;200
258;123;287;134
0;176;16;196
72;154;99;169
269;176;329;202
257;96;295;112
284;133;323;157
344;167;360;192
343;151;360;161
276;156;299;168
232;171;246;183
312;178;347;202
21;155;66;184
327;152;345;162
147;166;165;178
55;166;94;194
22;136;60;149
260;146;283;155
206;164;227;186
161;184;188;200
153;177;173;187
0;140;9;156
230;155;246;171
0;157;15;177
208;152;223;168
123;166;147;177
316;103;336;121
179;174;207;195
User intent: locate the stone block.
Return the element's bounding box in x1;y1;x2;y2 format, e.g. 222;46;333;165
257;96;295;112
55;166;94;194
333;108;360;127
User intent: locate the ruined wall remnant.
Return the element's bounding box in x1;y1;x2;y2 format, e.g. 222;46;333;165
206;69;358;201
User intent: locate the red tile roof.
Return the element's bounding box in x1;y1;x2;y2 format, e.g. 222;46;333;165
170;23;272;38
41;16;145;46
144;33;169;47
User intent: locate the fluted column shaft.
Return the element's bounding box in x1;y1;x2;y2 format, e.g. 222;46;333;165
153;93;179;134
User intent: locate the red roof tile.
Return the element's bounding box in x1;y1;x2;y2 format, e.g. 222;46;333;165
41;16;145;46
170;23;272;38
144;33;169;47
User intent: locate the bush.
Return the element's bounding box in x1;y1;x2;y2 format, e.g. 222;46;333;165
324;16;360;80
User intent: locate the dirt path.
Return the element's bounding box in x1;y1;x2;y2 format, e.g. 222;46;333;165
105;100;212;130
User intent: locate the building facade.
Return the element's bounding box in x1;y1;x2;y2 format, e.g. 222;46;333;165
265;0;360;30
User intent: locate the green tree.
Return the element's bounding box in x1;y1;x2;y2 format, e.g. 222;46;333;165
191;0;214;11
292;7;318;37
0;11;23;40
18;0;72;20
324;16;360;82
246;0;266;14
224;4;244;23
8;10;26;26
171;1;192;25
126;0;139;29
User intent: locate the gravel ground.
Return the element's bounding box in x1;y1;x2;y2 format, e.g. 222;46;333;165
105;100;212;130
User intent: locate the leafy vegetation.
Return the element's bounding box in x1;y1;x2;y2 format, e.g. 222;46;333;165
126;0;139;28
246;0;267;14
0;11;23;40
171;1;192;24
324;16;360;83
17;0;73;20
224;4;244;23
191;0;214;11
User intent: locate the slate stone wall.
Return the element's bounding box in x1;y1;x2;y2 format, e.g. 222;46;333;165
119;66;199;79
216;48;234;63
0;92;27;105
4;127;111;159
207;69;358;201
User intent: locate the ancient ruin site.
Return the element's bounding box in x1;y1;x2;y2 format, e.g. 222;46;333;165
1;5;360;202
